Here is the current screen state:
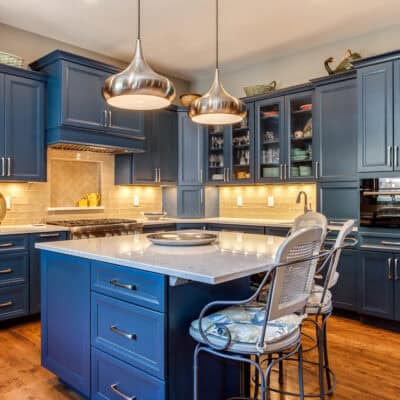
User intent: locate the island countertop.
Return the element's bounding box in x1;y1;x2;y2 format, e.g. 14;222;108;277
36;230;284;284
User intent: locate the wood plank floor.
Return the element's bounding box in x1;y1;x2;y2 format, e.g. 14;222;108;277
0;316;399;399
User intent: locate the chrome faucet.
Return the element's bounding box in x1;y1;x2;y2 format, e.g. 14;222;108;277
296;191;311;214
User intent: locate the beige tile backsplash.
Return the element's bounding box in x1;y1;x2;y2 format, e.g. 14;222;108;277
0;149;162;225
219;184;316;220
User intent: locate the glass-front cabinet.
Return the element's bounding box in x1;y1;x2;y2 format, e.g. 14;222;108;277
286;91;314;181
255;90;314;182
204;103;255;184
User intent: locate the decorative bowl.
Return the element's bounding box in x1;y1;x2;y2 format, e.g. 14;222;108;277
244;80;277;97
0;51;23;67
147;231;218;246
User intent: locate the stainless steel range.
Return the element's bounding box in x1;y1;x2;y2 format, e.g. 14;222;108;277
47;219;143;240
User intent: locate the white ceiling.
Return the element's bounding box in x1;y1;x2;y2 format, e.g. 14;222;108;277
1;0;400;80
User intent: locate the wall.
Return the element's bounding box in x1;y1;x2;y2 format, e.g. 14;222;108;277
219;184;316;221
0;23;190;102
192;24;400;97
0;149;162;225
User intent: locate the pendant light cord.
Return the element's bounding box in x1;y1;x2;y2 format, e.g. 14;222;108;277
137;0;141;40
215;0;219;70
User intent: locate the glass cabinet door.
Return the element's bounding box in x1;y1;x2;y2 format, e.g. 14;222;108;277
205;125;229;183
255;97;285;182
286;91;314;180
228;103;254;183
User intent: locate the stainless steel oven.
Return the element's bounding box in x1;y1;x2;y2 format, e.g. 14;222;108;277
360;178;400;228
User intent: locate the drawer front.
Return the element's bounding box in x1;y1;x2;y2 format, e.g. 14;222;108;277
360;233;400;252
91;293;165;379
0;253;28;287
0;235;28;253
92;348;165;400
91;261;166;312
207;224;265;234
0;285;28;321
265;227;290;237
30;231;68;244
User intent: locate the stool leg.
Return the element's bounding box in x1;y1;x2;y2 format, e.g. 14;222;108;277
322;315;332;391
298;344;305;400
317;325;325;400
254;355;260;400
278;352;284;385
193;344;200;400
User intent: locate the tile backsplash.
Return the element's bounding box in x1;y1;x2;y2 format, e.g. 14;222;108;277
0;149;162;225
219;184;316;221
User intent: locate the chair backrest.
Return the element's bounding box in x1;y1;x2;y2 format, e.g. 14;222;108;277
291;212;328;244
266;226;323;322
325;219;355;289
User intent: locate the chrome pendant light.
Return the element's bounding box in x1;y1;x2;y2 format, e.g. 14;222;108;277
103;0;176;110
189;0;246;125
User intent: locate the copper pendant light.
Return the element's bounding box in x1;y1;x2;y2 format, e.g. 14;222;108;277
103;0;176;110
189;0;246;125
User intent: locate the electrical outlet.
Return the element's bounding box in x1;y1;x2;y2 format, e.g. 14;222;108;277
133;195;140;207
267;196;274;207
236;195;243;207
4;196;11;209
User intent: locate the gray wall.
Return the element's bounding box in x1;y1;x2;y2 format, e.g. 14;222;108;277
0;23;190;103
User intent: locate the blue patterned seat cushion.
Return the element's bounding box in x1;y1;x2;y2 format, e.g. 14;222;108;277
190;302;303;351
306;284;332;314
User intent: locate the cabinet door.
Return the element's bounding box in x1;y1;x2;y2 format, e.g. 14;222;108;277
41;253;91;398
285;90;314;181
178;112;204;185
314;78;357;181
331;249;359;312
255;97;285;182
114;153;134;185
61;61;108;130
4;74;45;181
360;251;394;319
358;62;393;172
0;74;4;159
29;232;67;314
394;254;400;321
154;109;178;183
107;107;144;137
228;103;255;184
177;186;204;218
393;61;400;171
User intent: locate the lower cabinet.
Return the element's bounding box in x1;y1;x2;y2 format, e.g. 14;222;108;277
359;250;398;320
177;186;204;218
0;284;28;321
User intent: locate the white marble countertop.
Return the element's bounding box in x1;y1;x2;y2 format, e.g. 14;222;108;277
0;224;70;235
36;230;285;284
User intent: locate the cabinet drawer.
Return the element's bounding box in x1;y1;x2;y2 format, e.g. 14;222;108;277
0;253;28;287
92;348;165;400
91;261;166;312
91;293;165;379
0;285;28;321
0;235;28;252
360;233;400;252
30;231;68;243
207;224;265;234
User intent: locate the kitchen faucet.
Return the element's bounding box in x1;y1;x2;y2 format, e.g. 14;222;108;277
296;191;311;214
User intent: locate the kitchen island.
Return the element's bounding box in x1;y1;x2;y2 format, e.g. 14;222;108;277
36;231;284;400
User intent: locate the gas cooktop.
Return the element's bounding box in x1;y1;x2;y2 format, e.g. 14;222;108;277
48;219;137;227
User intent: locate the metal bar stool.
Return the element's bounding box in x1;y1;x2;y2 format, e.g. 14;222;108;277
189;226;333;400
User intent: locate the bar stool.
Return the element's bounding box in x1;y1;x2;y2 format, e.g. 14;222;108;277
189;227;332;400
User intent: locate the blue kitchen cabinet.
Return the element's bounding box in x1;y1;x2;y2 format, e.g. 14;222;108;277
178;111;204;186
0;67;46;181
357;62;394;172
115;109;178;184
359;250;394;320
41;252;91;398
177;186;204;218
393;60;400;171
395;253;400;321
30;50;145;152
312;73;358;181
29;231;67;314
0;285;28;321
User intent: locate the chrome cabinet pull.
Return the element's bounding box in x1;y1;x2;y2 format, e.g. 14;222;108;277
0;268;12;274
103;109;108;127
226;168;230;182
279;164;283;180
387;258;393;280
1;157;4;177
388;145;393;167
223;168;227;182
200;188;204;204
395;145;399;168
7;158;11;176
154;168;158;183
110;325;137;341
381;241;400;247
0;300;12;308
283;163;288;180
109;279;137;291
39;233;61;238
0;242;14;248
110;383;136;400
199;168;203;184
315;161;320;179
108;110;112;127
395;258;399;281
158;168;161;183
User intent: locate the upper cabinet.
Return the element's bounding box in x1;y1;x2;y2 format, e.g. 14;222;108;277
313;73;358;181
0;66;46;181
30;50;145;152
115;108;178;185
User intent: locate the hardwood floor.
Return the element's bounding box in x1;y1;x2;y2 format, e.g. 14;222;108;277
0;315;399;399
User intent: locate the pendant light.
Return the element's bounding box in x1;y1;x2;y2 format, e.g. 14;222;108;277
189;0;246;125
103;0;176;110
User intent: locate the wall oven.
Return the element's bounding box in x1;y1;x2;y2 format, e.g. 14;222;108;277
360;178;400;228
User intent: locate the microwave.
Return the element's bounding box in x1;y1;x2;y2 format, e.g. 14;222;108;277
360;178;400;228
